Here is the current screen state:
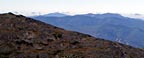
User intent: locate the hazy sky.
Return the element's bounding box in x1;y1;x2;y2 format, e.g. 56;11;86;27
0;0;144;15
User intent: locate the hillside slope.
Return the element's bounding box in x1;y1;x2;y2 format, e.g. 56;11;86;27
0;13;144;58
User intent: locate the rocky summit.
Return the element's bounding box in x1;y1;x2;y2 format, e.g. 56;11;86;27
0;13;144;58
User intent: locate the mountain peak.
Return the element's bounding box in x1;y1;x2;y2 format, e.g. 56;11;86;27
43;12;69;17
99;13;123;18
80;13;123;18
104;13;121;15
1;12;15;16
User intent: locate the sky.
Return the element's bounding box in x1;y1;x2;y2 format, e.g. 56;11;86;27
0;0;144;15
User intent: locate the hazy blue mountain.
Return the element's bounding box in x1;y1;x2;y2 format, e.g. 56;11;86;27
31;13;144;48
37;12;69;17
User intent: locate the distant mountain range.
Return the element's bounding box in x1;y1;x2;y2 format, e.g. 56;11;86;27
4;11;144;19
122;14;144;19
39;12;69;17
32;13;144;48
